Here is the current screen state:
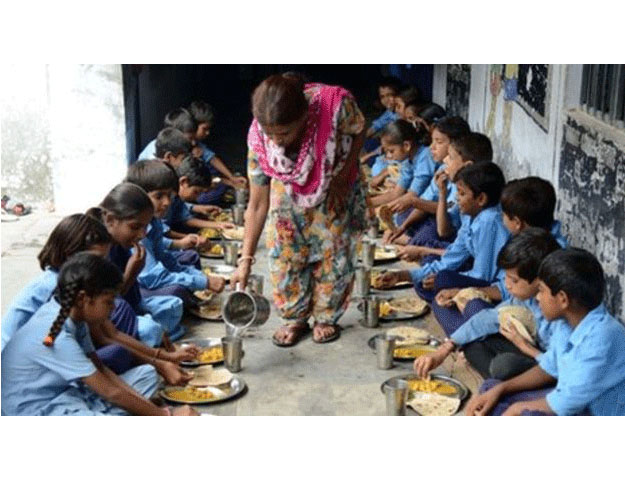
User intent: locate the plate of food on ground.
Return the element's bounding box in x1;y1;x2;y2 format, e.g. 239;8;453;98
190;292;223;321
357;295;429;321
368;326;441;360
370;268;412;291
202;265;235;283
198;241;224;259
177;338;225;367
199;227;221;240
160;374;247;405
221;226;245;241
381;373;468;415
207;210;233;223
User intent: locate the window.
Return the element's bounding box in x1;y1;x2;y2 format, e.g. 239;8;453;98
580;65;625;128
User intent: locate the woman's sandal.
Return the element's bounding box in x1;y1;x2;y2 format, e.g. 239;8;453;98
272;322;311;348
312;322;341;344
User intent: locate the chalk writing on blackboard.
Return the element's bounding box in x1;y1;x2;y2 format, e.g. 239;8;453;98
516;64;551;132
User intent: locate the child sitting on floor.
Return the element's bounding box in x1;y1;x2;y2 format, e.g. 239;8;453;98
415;228;562;379
153;127;193;168
362;77;402;156
379;116;470;236
378;163;510;308
138;108;197;162
433;176;570;326
125;160;225;310
89;182;191;346
394;132;493;261
394;85;423;121
1;253;198;416
466;248;625;416
189;100;248;206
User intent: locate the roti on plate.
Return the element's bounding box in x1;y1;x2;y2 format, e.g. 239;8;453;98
388;295;428;314
498;305;536;345
188;365;233;387
375;246;398;260
222;226;244;241
407;392;461;416
386;326;430;346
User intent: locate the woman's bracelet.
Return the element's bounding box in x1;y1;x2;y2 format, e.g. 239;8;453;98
237;256;256;266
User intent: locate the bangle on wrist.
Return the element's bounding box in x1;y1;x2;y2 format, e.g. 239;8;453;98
237;256;255;266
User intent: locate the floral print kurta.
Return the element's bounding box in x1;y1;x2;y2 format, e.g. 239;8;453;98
248;85;367;324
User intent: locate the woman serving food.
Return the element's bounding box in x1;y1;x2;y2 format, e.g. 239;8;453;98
231;73;367;346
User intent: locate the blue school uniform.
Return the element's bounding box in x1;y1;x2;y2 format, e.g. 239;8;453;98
1;268;58;351
550;220;568;248
451;297;565;352
409;205;511;285
537;304;625;416
397;146;439;196
197;141;217;169
163;195;194;231
137;139;157;161
1;299;159;416
420;177;462;232
108;244;181;346
138;218;207;292
370;110;399;135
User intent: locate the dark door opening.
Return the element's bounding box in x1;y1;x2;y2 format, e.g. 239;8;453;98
122;64;434;172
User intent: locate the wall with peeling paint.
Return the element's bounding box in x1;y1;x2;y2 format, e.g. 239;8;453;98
436;64;625;319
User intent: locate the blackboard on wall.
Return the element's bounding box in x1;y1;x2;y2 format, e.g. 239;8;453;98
516;64;551;131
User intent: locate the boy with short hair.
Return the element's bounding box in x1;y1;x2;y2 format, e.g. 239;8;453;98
415;228;563;380
138;108;197;162
466;248;625;416
125;160;225;312
379;163;510;309
151;127;192;167
188;100;247;205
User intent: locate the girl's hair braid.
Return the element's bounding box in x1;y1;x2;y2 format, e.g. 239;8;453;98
43;279;81;346
43;252;123;347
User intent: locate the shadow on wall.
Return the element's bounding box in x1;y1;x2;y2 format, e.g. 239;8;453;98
557;114;625;319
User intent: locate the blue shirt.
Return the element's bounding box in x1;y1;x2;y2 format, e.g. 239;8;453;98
1;298;97;416
371;155;401;179
397;146;439;196
371;110;399;134
451;297;566;352
137;139;157;161
1;268;58;351
197;141;217;173
409;205;511;284
163;195;193;229
420;177;462;232
108;245;142;312
537;304;625;416
137;218;207;291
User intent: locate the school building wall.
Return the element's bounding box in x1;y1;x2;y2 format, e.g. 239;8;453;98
434;64;625;319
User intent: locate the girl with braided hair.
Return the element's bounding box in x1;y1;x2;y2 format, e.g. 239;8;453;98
1;252;198;416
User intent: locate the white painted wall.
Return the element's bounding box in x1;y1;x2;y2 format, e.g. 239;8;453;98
48;65;128;214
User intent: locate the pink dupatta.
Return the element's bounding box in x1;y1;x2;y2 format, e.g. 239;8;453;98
247;83;358;208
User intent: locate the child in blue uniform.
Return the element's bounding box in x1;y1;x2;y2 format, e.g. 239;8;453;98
467;248;625;416
363;77;402;154
395;132;493;263
125;160;226;310
437;176;571;325
379;163;510;311
415;228;564;379
380;116;470;237
137;108;197;162
1;253;197;416
189;100;247;205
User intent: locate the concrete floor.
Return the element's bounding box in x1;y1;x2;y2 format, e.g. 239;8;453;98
1;211;483;415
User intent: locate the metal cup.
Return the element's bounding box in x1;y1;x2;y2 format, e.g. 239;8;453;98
367;217;379;240
224;241;240;266
360;296;380;328
383;378;409;416
355;267;371;297
235;188;248;206
248;274;264;295
233;205;245;226
221;336;243;372
375;335;396;370
361;240;375;269
223;284;271;330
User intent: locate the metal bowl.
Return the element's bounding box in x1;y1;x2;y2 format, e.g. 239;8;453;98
177;337;224;367
160;376;247;405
